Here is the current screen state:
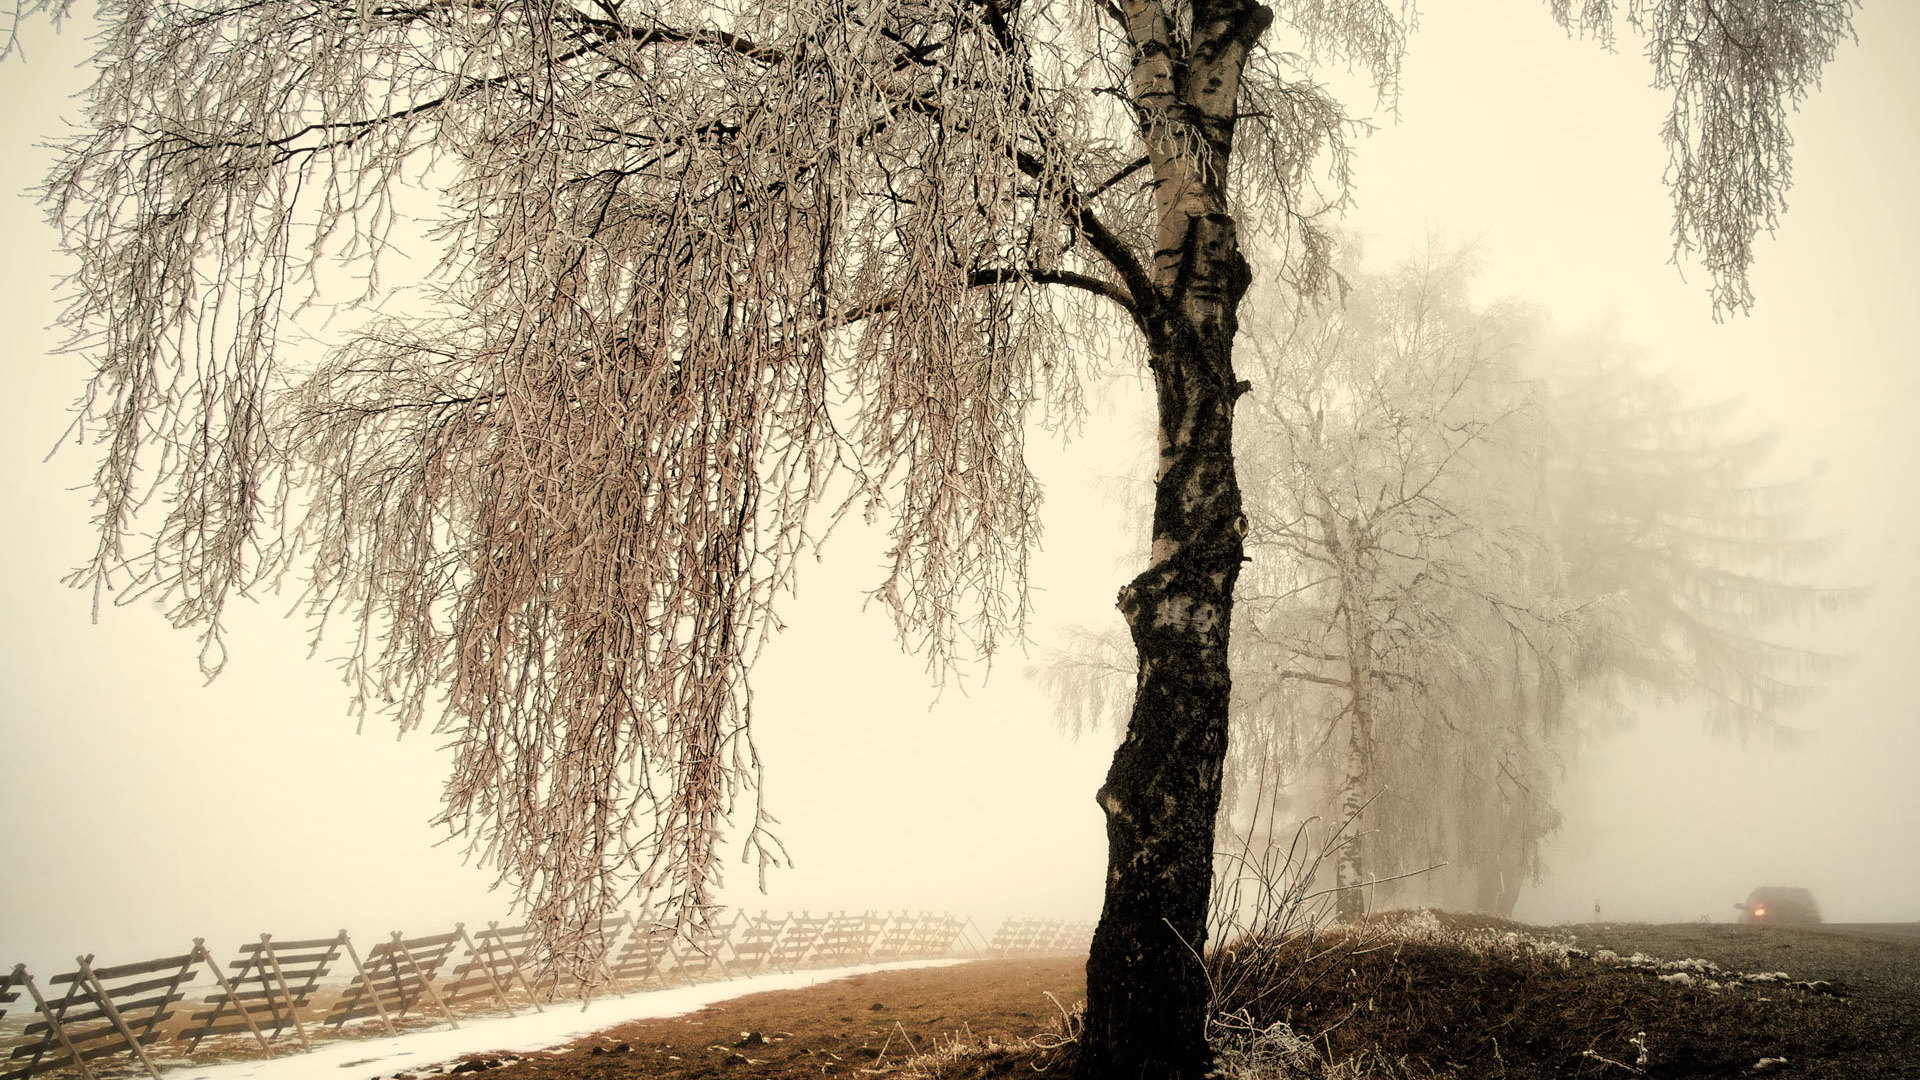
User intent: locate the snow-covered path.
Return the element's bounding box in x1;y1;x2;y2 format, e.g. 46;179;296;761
158;960;968;1080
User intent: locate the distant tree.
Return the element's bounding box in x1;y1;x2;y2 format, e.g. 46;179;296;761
1035;247;1596;917
1229;248;1577;918
1238;287;1855;918
10;0;1856;1073
1039;253;1852;920
1542;330;1856;744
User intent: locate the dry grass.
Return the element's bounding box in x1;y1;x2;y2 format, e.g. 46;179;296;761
1202;910;1870;1079
872;911;1888;1080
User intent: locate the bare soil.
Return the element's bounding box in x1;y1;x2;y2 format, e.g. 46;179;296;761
1552;921;1920;1079
409;919;1919;1080
406;958;1084;1080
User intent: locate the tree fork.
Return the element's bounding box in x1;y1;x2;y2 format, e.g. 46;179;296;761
1080;213;1252;1080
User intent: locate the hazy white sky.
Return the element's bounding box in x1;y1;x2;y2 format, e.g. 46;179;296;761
2;1;1915;979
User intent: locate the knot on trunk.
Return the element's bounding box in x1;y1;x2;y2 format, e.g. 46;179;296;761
1172;213;1252;341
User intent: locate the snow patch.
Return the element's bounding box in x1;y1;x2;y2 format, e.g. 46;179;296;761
164;959;966;1080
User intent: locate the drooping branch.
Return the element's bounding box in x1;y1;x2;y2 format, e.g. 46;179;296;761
1549;0;1859;314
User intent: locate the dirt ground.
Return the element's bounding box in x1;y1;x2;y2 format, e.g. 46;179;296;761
384;921;1919;1080
1555;921;1920;1079
409;958;1085;1080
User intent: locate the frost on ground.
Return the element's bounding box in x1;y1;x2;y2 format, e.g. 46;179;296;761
1584;947;1846;997
1192;910;1855;1079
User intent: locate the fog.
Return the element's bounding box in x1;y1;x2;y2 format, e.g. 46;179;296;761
2;1;1915;982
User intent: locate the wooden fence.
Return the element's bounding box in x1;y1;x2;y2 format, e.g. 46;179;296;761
2;910;1085;1080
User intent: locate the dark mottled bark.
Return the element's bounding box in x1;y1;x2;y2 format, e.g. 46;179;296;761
1079;213;1252;1080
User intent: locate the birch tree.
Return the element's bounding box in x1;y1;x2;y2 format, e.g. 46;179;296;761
1229;291;1851;919
1226;247;1586;919
11;0;1856;1073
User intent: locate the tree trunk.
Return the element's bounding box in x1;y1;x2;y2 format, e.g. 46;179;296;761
1333;672;1374;920
1077;2;1270;1074
1079;215;1251;1080
1474;861;1519;916
1323;504;1375;921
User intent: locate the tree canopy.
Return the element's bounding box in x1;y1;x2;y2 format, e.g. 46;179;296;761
26;0;1386;948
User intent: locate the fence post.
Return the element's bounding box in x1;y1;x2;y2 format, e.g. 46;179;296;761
958;917;988;957
338;930;399;1035
16;965;95;1080
454;923;516;1016
193;938;274;1055
491;922;545;1012
391;931;458;1028
259;934;315;1049
75;954;162;1080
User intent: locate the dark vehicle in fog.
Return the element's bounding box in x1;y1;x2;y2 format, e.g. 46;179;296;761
1737;886;1823;925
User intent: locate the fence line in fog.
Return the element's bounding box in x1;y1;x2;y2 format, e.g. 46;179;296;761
1;910;1094;1080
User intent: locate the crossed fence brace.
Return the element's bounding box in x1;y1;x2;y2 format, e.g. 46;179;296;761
2;910;1082;1080
2;949;201;1080
985;917;1095;958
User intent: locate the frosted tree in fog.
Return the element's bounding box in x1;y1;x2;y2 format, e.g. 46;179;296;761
13;0;1857;1072
1224;279;1852;917
1230;249;1584;918
1042;252;1853;920
1544;333;1856;744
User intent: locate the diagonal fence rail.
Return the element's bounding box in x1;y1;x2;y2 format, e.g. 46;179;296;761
2;911;1083;1079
